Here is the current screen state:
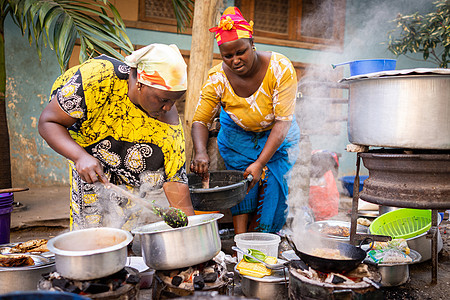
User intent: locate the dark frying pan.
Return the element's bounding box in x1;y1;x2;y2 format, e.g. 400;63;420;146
286;235;373;274
187;170;252;211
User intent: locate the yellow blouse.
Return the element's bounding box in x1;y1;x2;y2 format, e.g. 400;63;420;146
193;52;297;132
49;55;187;185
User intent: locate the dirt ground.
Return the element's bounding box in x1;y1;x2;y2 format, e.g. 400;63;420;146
7;187;450;299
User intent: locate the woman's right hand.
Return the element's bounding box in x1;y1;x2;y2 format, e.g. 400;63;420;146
190;152;210;177
74;153;108;184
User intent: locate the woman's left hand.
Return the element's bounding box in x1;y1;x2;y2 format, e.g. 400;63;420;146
244;161;264;192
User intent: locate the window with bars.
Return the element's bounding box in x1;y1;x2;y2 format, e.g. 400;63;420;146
135;0;345;50
236;0;345;50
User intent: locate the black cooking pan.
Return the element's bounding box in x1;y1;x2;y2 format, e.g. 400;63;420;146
187;170;252;211
286;235;373;274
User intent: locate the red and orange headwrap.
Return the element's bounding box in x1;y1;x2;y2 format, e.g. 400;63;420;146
209;7;254;46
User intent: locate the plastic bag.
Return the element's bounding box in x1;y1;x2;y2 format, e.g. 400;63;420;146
367;248;412;264
373;238;410;255
309;170;339;221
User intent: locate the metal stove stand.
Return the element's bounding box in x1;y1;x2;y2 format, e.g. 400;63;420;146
349;152;445;285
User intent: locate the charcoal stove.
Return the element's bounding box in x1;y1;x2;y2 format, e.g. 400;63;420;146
152;259;231;299
348;149;450;284
38;266;140;299
288;262;383;300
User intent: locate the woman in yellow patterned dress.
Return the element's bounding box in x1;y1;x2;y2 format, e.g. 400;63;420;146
191;7;300;234
38;44;194;230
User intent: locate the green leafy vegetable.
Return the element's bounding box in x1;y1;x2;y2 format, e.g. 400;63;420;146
243;249;267;263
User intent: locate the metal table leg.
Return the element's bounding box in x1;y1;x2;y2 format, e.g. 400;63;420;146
427;210;439;285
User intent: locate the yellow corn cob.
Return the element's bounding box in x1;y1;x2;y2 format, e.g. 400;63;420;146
236;256;277;278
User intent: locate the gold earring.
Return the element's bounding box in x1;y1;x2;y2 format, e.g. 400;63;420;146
137;82;141;91
252;46;256;51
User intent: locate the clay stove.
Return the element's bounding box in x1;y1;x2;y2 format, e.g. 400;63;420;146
288;261;382;300
152;259;231;299
38;267;141;299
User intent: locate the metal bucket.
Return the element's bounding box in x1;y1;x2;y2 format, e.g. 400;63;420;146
187;171;251;211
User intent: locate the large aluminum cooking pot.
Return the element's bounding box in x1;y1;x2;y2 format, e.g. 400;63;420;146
47;227;133;280
132;213;223;270
343;68;450;149
0;254;55;293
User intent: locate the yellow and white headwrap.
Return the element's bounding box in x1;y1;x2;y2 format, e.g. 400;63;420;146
124;43;187;91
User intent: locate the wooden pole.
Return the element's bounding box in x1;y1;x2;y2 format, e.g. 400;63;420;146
184;0;220;170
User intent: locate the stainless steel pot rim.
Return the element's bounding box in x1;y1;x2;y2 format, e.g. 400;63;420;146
189;180;245;193
188;171;248;194
307;220;368;240
47;227;133;256
360;153;450;160
131;213;223;235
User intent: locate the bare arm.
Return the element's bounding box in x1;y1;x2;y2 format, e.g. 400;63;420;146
190;122;211;176
38;96;107;183
244;120;292;191
163;182;195;215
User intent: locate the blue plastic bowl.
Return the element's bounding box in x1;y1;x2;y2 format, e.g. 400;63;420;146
349;59;396;76
339;175;369;197
332;59;396;76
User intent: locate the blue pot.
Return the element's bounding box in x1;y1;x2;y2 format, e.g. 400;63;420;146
332;59;396;76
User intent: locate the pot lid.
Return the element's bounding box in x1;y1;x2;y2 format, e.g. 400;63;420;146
340;68;450;82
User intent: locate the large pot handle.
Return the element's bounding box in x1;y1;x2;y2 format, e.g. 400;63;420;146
285;235;300;254
359;237;375;253
244;174;253;183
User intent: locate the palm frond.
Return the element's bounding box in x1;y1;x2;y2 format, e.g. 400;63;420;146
5;0;134;72
171;0;194;33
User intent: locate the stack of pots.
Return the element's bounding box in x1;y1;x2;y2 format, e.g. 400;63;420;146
0;192;14;244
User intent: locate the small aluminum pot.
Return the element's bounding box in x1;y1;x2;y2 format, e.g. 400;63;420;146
47;227;133;280
0;254;55;293
377;264;409;287
132;213;223;270
236;264;288;300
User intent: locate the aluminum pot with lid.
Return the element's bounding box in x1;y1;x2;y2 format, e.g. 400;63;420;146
343;69;450;149
47;227;133;280
132;213;223;270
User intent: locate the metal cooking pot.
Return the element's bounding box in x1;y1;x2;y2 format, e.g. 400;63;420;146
187;171;252;211
343;69;450;149
47;227;133;280
0;254;55;293
235;263;288;300
364;250;421;287
131;213;223;270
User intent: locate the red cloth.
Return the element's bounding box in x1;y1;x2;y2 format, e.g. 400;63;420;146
308;170;339;221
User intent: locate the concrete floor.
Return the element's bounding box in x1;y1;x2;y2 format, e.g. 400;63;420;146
5;186;450;299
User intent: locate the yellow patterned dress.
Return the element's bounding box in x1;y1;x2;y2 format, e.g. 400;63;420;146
49;55;187;230
193;52;300;232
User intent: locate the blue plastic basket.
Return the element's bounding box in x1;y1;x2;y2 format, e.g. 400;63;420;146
339;175;369;197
